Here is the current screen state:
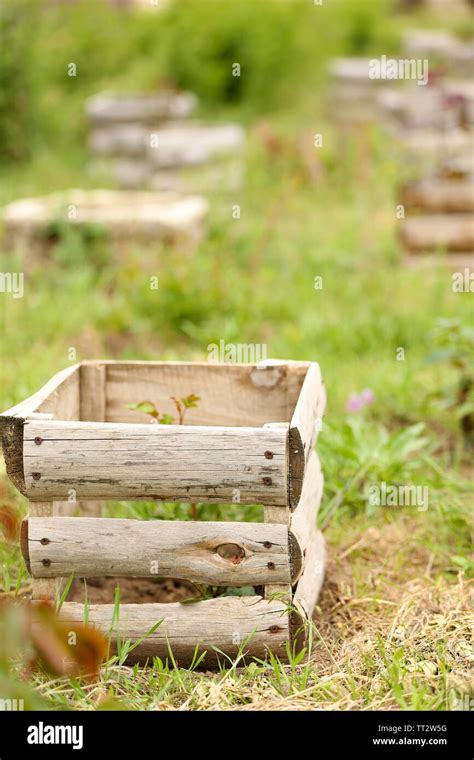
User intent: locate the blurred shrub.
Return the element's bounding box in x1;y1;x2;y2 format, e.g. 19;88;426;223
0;0;39;163
153;0;318;110
0;0;402;166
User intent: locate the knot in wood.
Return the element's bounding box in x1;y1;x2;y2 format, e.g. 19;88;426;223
215;543;245;564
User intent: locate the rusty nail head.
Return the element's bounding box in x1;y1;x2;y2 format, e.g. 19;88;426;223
42;559;51;567
267;561;276;570
263;541;272;549
269;625;280;634
32;472;41;481
262;476;272;486
264;450;273;460
40;538;50;546
34;436;42;446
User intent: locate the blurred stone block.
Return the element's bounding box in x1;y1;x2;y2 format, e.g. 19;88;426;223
146;123;245;169
398;129;474;159
328;58;390;124
2;190;208;258
400;179;474;213
400;214;474;253
443;80;474;127
85;89;245;193
86;91;197;126
440;153;474;180
377;85;463;131
403;29;458;59
402;29;474;77
149;157;244;194
89;124;149;157
113;159;152;189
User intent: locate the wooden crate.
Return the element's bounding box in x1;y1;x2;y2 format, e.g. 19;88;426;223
0;360;326;666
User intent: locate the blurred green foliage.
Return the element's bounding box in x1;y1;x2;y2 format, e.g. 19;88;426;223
0;0;400;166
0;0;39;163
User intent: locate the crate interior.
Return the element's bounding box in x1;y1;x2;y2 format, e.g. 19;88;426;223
102;362;308;427
28;361;309;427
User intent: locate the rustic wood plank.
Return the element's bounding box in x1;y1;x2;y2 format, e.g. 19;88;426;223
23;421;288;505
80;363;106;422
104;361;289;426
0;365;81;496
263;501;293;602
258;365;310;599
79;362;106;517
290;451;324;565
26;517;295;585
28;502;60;601
288;363;325;509
55;596;290;665
286;362;312;418
293;529;326;621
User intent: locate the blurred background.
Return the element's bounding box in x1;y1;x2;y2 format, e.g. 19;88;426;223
0;0;472;710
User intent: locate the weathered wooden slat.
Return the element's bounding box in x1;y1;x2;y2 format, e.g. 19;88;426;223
80;363;106;423
25;516;295;585
0;365;81;496
286;363;311;418
290;451;323;568
79;363;106;517
103;361;290;426
288;363;325;509
23;421;288;504
263;505;293;603
55;597;290;665
293;530;326;621
27;502;60;601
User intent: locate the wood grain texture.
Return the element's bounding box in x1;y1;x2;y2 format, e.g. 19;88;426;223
103;361;290;427
293;529;326;620
23;421;288;504
56;597;290;665
290;451;324;565
28;502;60;601
80;363;106;422
286;362;311;418
79;363;105;517
26;517;294;585
0;365;81;496
288;363;325;509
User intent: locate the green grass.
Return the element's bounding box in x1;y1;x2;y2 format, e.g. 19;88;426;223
0;0;472;711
